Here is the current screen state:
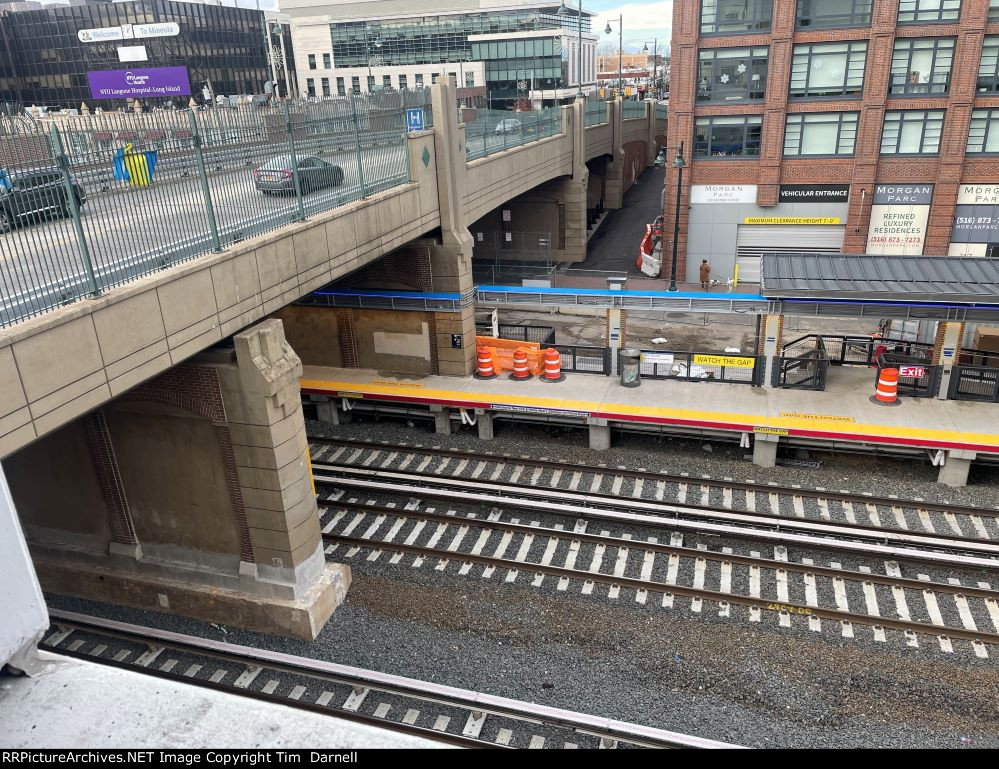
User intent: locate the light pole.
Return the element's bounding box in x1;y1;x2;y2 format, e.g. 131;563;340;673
557;0;585;99
642;39;658;99
366;38;382;93
669;141;685;292
603;16;623;97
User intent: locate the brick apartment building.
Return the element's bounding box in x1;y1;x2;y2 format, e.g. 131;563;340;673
664;0;999;285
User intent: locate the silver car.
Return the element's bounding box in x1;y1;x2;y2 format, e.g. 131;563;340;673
253;155;345;195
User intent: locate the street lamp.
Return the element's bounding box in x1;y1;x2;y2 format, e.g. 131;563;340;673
668;141;686;292
557;0;586;99
366;38;382;93
642;39;659;99
604;15;622;97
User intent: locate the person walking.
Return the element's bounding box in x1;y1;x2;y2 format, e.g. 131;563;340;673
699;259;711;291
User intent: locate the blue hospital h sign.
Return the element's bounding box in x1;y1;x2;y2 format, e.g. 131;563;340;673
406;108;425;132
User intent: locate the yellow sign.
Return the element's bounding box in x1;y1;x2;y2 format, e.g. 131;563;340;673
779;411;856;423
753;427;789;436
337;392;364;399
692;354;755;368
743;217;841;225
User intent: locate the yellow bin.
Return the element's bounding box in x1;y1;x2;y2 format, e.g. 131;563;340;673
123;143;150;186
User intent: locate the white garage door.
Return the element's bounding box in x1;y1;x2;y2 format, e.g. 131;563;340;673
735;225;845;283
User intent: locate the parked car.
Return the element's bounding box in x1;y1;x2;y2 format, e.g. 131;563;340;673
0;167;86;234
495;118;522;135
253;155;345;195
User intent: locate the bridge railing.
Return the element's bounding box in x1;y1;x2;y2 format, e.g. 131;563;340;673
584;101;610;127
623;100;648;120
0;91;428;329
464;107;563;161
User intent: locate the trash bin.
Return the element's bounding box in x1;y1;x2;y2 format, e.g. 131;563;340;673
123;144;150;186
620;348;641;388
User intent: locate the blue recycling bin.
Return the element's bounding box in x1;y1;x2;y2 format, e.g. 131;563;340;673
112;146;158;184
0;169;10;192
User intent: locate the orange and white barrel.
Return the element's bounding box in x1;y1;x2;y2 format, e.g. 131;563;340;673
476;347;496;379
541;347;564;382
510;347;532;380
874;367;899;405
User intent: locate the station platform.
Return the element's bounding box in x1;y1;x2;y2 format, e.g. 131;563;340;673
300;365;999;483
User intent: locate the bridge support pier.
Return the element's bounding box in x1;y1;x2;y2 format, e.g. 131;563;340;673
588;417;611;451
752;434;779;468
6;320;349;641
938;449;975;487
316;398;340;425
476;409;494;441
432;405;452;435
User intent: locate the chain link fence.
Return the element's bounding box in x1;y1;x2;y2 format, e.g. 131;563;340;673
1;90;429;328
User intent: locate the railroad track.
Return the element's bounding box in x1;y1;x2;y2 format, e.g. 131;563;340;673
313;488;999;656
40;611;737;749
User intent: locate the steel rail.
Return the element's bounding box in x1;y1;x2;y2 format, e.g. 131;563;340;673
322;534;999;649
45;610;739;750
314;461;994;550
310;437;998;519
319;499;999;600
314;469;999;567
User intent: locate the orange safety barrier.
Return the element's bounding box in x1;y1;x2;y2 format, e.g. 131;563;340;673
474;336;545;376
510;347;532;380
874;367;899;405
541;347;564;382
475;346;496;379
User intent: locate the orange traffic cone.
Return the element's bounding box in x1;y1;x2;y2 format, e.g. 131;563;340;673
475;346;496;379
541;347;564;382
871;367;900;406
510;347;532;380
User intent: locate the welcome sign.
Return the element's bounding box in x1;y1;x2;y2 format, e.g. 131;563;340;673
87;67;191;100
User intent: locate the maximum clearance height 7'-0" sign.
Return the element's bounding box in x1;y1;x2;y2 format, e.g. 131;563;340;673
87;67;191;100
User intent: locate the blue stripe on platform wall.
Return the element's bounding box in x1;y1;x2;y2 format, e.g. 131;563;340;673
477;285;769;301
311;289;463;301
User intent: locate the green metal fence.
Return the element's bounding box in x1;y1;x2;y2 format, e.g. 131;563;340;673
623;100;649;119
0;90;429;328
464;108;563;161
584;101;610;127
656;103;668;120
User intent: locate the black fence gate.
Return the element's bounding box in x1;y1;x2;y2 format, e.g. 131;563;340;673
774;335;829;390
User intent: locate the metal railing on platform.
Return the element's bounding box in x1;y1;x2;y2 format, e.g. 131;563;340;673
774;335;829;390
475;324;556;346
559;345;610;375
876;352;940;398
640;350;762;385
1;92;425;328
949;364;999;402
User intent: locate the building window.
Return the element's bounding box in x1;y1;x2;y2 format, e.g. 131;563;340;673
889;38;954;95
694;115;763;157
321;78;330;97
351;76;360;94
784;112;858;156
700;0;773;35
383;75;391;89
797;0;873;28
897;0;961;23
466;71;475;87
880;110;945;155
308;54;316;70
399;74;408;90
336;77;345;95
967;109;999;153
323;53;331;69
992;0;999;21
978;37;999;93
367;75;375;92
415;73;424;88
306;78;316;97
697;47;768;102
789;42;867;98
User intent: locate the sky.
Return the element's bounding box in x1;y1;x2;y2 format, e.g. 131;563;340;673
37;0;672;54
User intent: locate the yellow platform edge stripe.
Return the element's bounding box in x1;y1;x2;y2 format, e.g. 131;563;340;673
300;378;999;449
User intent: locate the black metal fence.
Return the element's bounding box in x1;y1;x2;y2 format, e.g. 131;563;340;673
774;335;829;390
796;334;934;367
559;345;610;375
475;324;556;346
639;350;762;385
877;352;940;397
949;364;999;402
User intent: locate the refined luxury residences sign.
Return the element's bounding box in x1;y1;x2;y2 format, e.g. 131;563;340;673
951;184;999;245
691;185;757;204
778;184;850;203
78;22;180;43
87;67;191;99
866;184;934;255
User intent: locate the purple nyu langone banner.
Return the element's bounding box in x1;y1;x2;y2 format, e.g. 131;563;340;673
86;66;191;100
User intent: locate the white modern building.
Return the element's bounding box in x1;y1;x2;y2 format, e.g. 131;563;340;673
279;0;599;106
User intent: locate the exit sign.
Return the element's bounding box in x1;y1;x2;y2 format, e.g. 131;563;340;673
899;365;925;378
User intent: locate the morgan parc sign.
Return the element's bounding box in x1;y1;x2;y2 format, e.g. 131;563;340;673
87;67;191;100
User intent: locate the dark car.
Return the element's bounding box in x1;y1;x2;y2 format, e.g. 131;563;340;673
253;155;345;195
0;167;86;233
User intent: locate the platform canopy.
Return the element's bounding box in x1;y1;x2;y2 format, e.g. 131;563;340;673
762;253;999;304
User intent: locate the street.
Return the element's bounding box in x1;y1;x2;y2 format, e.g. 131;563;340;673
582;165;665;275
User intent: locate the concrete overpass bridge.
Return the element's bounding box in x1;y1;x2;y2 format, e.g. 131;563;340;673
0;83;663;641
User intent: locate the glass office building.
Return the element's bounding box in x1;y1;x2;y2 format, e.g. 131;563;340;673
0;0;280;109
